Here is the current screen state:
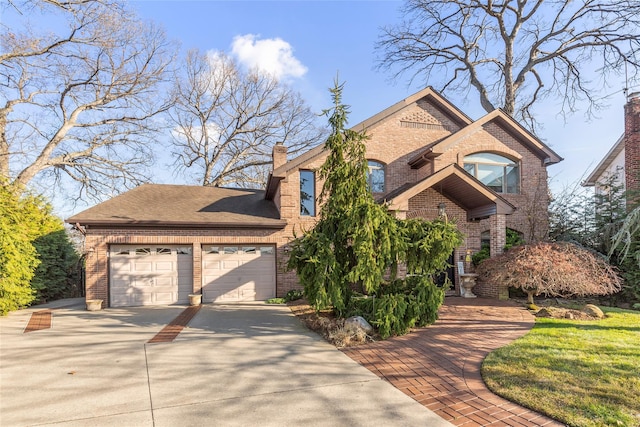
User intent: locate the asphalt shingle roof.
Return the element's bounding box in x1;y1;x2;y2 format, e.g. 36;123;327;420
66;184;285;229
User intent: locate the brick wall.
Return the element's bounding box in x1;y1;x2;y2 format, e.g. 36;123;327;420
625;93;640;202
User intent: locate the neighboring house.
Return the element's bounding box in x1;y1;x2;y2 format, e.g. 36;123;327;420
584;92;640;201
67;87;562;308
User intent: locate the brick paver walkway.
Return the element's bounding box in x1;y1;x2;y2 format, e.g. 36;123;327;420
148;305;202;343
342;298;565;426
23;310;52;333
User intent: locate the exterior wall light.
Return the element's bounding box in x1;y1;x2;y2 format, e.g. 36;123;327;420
438;202;446;217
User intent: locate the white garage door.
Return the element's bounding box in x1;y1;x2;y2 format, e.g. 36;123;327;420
202;245;276;303
109;245;193;307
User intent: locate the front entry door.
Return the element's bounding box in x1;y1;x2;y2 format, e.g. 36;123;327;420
435;252;455;290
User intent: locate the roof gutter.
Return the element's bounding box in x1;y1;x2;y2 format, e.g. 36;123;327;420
64;219;288;230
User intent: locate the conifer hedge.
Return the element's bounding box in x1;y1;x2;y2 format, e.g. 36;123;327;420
0;183;79;314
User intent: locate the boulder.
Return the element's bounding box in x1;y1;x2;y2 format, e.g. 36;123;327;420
582;304;604;319
345;316;373;333
535;308;553;318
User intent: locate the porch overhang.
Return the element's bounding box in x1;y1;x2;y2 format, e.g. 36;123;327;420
382;164;516;221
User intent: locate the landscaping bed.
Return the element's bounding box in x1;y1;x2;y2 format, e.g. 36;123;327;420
287;299;379;347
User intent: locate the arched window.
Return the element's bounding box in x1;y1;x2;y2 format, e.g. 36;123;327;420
463;153;519;194
367;160;385;193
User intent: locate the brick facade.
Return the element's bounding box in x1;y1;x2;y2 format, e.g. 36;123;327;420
77;88;560;305
625;93;640;202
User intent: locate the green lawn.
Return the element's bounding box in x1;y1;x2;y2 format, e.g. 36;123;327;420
482;307;640;427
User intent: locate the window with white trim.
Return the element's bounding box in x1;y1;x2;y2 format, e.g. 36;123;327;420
463;153;520;194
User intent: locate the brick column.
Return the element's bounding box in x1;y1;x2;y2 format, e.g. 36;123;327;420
625;93;640;204
192;242;202;294
490;213;506;257
84;238;108;306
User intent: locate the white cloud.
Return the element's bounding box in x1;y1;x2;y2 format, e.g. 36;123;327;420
231;34;307;80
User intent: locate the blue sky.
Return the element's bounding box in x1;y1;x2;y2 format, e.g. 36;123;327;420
11;0;631;216
129;0;631;194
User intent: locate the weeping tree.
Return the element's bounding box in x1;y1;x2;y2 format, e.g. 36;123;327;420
477;241;622;304
287;81;461;337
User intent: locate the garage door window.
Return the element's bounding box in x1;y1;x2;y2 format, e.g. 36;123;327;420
157;247;172;255
224;247;238;254
242;247;256;254
260;247;274;254
177;247;192;255
115;249;130;256
135;247;151;256
204;246;220;254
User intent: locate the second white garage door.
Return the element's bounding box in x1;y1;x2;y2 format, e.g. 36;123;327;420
202;245;276;303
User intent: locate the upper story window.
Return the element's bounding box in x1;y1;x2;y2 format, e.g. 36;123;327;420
300;170;315;216
367;160;385;193
463;153;520;194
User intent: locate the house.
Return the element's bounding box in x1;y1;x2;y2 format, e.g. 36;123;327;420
67;87;562;308
584;92;640;201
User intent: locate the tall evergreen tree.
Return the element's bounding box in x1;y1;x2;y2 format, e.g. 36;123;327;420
288;81;462;332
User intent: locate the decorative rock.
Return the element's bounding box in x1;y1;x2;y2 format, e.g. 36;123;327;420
345;316;373;333
535;308;553;318
582;304;604;319
564;311;575;320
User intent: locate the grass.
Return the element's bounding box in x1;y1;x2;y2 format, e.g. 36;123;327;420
482;307;640;427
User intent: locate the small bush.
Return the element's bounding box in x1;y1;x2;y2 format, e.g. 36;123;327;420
265;297;286;304
284;289;304;302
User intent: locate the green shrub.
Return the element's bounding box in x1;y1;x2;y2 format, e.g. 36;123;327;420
472;246;490;266
284;289;304;302
31;230;79;303
265;297;286;304
365;275;444;339
0;184;79;314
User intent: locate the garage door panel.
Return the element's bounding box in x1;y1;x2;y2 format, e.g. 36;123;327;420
202;245;275;303
109;245;193;307
134;262;153;272
153;292;177;304
155;262;174;271
222;260;240;269
154;276;175;287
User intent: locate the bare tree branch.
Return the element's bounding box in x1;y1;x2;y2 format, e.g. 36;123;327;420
169;50;327;188
0;0;175;199
377;0;640;131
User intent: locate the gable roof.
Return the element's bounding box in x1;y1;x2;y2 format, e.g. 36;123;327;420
408;109;563;168
265;87;473;199
583;133;625;186
66;184;286;229
382;164;516;221
349;86;473;132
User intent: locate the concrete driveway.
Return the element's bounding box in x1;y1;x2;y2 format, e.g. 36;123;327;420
0;299;452;427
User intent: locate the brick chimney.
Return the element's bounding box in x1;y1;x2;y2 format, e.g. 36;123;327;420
272;141;287;170
625;93;640;201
